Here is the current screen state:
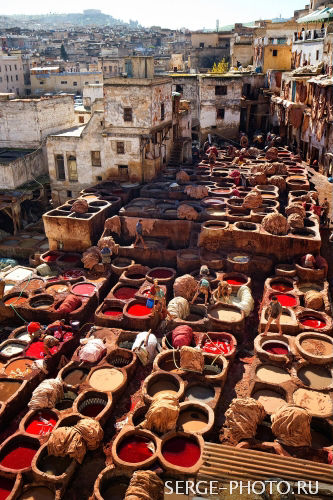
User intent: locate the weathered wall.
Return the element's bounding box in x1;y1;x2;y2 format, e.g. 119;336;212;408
31;72;103;94
83;84;103;106
263;45;292;73
172;76;200;123
0;149;46;189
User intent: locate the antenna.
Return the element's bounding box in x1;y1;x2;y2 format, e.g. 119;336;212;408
216;19;219;32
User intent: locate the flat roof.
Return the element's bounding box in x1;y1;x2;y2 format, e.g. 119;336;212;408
0;148;36;164
51;125;85;137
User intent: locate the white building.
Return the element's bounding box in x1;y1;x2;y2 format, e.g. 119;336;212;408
0;52;25;97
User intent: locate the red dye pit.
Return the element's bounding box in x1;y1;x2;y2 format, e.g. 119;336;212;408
0;445;37;470
81;403;105;417
263;342;289;355
127;274;145;280
149;269;173;279
114;287;137;300
301;317;326;329
274;294;297;307
202;340;232;355
271;282;293;293
43;253;59;262
162;437;201;468
59;254;79;263
127;304;151;316
4;296;27;306
25;410;57;435
0;477;14;500
72;283;96;296
118;436;154;463
227;278;246;286
25;341;59;359
104;309;123;317
62;270;85;280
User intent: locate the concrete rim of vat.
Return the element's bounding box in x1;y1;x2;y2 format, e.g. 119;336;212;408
87;366;127;398
0;433;40;473
0;472;22;498
178;401;214;436
106;348;137;376
254;334;291;362
142;370;185;405
28;294;55;310
297;309;332;335
54;413;82;430
20;408;59;437
109;282;140;303
56;252;82;270
153;350;186;376
158;430;204;475
40;250;64;265
9;326;32;344
274;264;297;278
3;292;29;309
265;276;296;294
295;263;326;282
120;265;151;286
292;387;333;419
94;465;131;500
112;426;159;470
110;258;135;277
295;332;333;365
70;282;97;298
207;302;245;330
293;362;333;391
123;299;153;321
45;280;71;295
145;267;176;285
202;353;229;383
199;250;225;271
31;442;77;486
73;390;112;424
95;300;125;327
128;403;148;427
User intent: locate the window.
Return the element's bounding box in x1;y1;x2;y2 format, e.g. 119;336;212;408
109;65;112;72
217;108;225;119
61;81;67;84
161;103;165;121
104;66;107;72
10;76;13;82
176;84;183;93
40;81;44;85
316;50;320;60
215;85;227;96
95;80;99;83
117;142;125;154
15;75;18;81
124;107;133;122
199;42;205;48
55;155;65;181
67;155;78;182
9;65;11;71
85;81;89;85
73;82;77;86
67;190;72;198
96;175;102;181
118;165;128;177
91;151;101;166
14;64;17;70
78;115;84;124
0;77;2;82
273;49;278;57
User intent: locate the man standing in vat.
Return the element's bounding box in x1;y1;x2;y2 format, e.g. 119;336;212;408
134;219;147;249
263;296;282;336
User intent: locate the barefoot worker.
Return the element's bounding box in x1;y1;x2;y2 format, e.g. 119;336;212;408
264;295;282;335
134;219;147;249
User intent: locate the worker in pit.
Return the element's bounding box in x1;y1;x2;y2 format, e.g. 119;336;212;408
27;321;45;341
263;296;282;336
134;219;147;249
213;280;232;304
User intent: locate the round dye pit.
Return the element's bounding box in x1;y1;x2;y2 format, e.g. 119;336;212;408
72;283;96;297
101;480;129;500
148;269;173;279
262;341;289;356
256;364;291;384
273;294;297;307
47;284;69;294
63;368;89;386
103;309;123;317
62;269;85;280
178;409;208;432
127;304;151;316
25;410;57;435
117;436;154;463
15;331;31;342
25;341;58;359
185;385;215;403
300;317;326;329
0;445;38;470
231;255;250;263
4;296;27;306
162;437;201;468
0;477;15;500
0;380;21;402
293;388;333;416
210;306;242;322
18;486;54;500
297;366;332;389
79;398;106;418
252;389;286;414
148;379;179;398
4;358;34;378
89;368;124;392
202;340;232;356
39;454;71;476
271;282;293;293
226;278;246;286
301;338;333;357
43;253;60;263
30;296;53;310
58;254;80;263
0;343;25;357
114;287;137;300
55;391;77;411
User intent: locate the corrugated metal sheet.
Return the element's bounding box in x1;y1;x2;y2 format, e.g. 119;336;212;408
297;8;333;24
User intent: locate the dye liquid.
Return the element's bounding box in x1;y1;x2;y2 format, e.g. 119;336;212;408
0;445;37;470
263;342;289;356
25;410;57;435
162;437;201;467
0;477;14;500
271;282;293;293
114;287;137;300
301;317;326;329
275;294;297;307
43;254;59;262
149;269;173;279
80;403;105;417
117;436;154;463
63;368;88;385
226;278;246;286
104;309;123;317
202;341;232;355
72;283;96;297
25;341;58;359
127;304;151;316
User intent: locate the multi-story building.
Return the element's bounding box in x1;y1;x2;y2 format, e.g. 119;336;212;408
0;51;25;96
30;66;103;94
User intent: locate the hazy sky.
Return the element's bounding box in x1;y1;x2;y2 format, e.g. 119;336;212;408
1;1;307;30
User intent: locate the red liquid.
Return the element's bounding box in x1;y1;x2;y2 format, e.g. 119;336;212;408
43;254;59;262
62;270;85;280
127;304;151;316
263;342;289;355
301;317;326;329
149;269;173;279
25;410;57;435
203;340;232;355
0;445;37;470
114;287;137;300
271;282;293;293
162;437;201;467
104;310;123;316
227;278;246;286
4;296;27;306
81;403;105;417
63;332;74;342
59;254;79;263
274;294;297;307
72;283;96;296
25;341;59;359
0;477;14;500
118;436;153;463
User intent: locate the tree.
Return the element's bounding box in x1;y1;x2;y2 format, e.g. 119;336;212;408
210;58;229;74
60;44;68;61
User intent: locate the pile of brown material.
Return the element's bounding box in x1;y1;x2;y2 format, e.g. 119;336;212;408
224;397;265;443
287;213;304;229
249;172;267;186
242;190;263;209
104;215;121;236
240;135;249;148
98;236;119;254
265;147;279;161
143;393;180;433
177;204;199;221
180;346;204;373
173;274;198;301
176;170;190;184
304;290;323;310
81;246;100;270
70;199;89;214
125;471;164;500
285;202;306;219
47;418;103;463
271;405;311;447
262;213;289;235
184;185;209;199
167;297;190;319
247;147;260;158
272;162;288;175
29;378;64;410
270;175;286;191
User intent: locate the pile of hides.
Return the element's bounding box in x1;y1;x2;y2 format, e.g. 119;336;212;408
285;202;306;219
240;135;249;148
47;418;103;463
104;215;121;236
70;199;89;214
177;204;199;221
184;185;208;199
176;170;190;184
272;162;288;175
247;147;260;158
315;255;328;275
242;191;263;210
82;246;100;270
79;338;106;363
248;172;267;186
29;378;64;410
262;213;289;235
98;236;119;254
287;213;304;229
233;285;254;317
172;325;193;348
271;405;311;447
224;397;265;443
270;175;286;191
143;393;180;434
57;294;82;314
125;471;164;500
173;274;198;301
180;346;204;373
265;147;279;161
304;290;323;310
227;145;237;158
167;297;190;319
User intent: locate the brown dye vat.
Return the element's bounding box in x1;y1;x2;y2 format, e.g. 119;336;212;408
55;391;77;411
89;368;124;392
210;307;242;322
252;389;286;413
38;454;71;476
102;480;129;499
301;339;333;357
18;487;55;500
148;379;179;398
178;409;208;432
63;368;89;386
256;365;291;384
0;380;21;402
293;388;333;416
47;284;69;294
185;385;215;403
4;358;34;378
297;366;332;389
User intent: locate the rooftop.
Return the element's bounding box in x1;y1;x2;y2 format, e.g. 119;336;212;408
0;148;36;164
51;125;85;137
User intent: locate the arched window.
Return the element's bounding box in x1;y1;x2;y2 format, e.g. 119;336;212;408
55;154;65;180
67;155;78;182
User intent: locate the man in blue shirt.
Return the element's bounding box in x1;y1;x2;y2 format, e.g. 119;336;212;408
134;219;147;249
